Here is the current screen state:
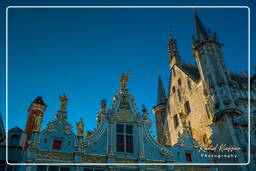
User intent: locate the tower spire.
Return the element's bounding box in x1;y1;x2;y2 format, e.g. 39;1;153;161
157;73;166;104
167;30;180;66
194;10;208;40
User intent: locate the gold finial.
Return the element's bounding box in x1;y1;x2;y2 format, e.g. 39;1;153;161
179;110;188;126
59;94;68;111
120;72;131;90
76;118;84;137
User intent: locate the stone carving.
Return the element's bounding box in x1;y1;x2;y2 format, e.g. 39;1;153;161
100;99;107;112
121;96;128;106
115;110;135;121
63;124;72;135
76;118;84;136
46;121;56;133
120;72;130;90
36;151;73;161
34;113;43;131
59;94;68;111
115;158;137;163
179;110;188;126
84;155;107;163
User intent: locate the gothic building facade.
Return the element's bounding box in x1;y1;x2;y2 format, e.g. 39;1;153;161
152;12;256;171
2;75;216;171
0;11;255;171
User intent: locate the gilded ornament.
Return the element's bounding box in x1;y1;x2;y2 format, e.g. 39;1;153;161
63;125;72;135
116;110;135;121
120;72;131;90
47;122;56;133
179;110;188;126
100;99;107;112
59;94;68;111
76;118;84;136
34;113;43;131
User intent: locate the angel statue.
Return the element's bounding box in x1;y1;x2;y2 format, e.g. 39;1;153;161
34;113;43;131
120;72;131;90
76;118;84;137
179;110;188;126
59;94;68;111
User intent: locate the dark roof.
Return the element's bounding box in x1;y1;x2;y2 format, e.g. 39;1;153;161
194;11;209;40
178;63;201;82
229;72;248;88
33;96;46;106
9;127;23;133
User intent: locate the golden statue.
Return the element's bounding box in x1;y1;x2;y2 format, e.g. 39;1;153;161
120;72;130;90
76;118;84;136
59;94;68;111
179;110;188;126
34;113;43;131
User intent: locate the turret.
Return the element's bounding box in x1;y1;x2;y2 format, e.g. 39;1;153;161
192;11;240;121
152;74;168;144
24;96;47;149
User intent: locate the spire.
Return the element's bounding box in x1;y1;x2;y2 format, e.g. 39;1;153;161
157;73;166;104
167;30;180;63
194;10;208;40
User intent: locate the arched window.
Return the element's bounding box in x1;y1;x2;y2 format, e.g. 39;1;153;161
172;86;176;94
173;115;179;128
177;89;182;101
178;79;182;87
52;139;62;150
184;101;191;114
187;79;192;90
185;152;193;162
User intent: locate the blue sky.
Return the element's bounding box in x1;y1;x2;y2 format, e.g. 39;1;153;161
0;1;254;138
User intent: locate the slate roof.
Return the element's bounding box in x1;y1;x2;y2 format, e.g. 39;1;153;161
178;62;201;82
177;63;253;88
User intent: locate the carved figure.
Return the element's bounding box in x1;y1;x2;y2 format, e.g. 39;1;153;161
120;72;130;90
179;110;188;126
59;94;68;111
76;118;84;136
34;114;43;131
100;99;107;112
